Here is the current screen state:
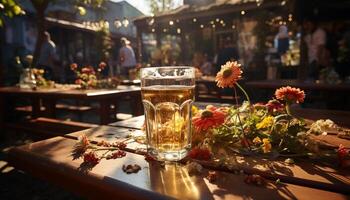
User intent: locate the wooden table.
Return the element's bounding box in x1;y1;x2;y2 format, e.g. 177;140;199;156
120;79;141;86
245;80;350;91
7;116;350;199
0;85;142;125
196;76;239;103
245;80;350;110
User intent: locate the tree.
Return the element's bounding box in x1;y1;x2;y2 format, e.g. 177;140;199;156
0;0;24;85
0;0;25;27
147;0;181;15
29;0;106;65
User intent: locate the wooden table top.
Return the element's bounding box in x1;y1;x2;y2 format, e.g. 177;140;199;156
8;104;350;200
245;80;350;91
0;85;141;99
8;126;350;199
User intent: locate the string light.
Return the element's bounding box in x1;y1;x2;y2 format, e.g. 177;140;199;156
256;0;263;6
212;24;215;28
177;28;181;34
114;19;122;28
193;18;197;22
200;24;204;28
216;18;220;22
241;10;246;15
281;0;286;6
151;28;155;32
210;20;214;24
220;20;224;24
169;20;174;25
148;18;154;25
176;19;180;23
232;25;236;29
122;17;129;27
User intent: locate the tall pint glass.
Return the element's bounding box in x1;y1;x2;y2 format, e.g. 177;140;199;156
141;67;195;161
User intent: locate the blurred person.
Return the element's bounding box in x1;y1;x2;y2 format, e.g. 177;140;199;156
192;52;204;68
303;20;328;80
200;54;213;76
275;25;290;55
335;32;350;79
37;31;58;81
118;37;136;77
216;37;239;73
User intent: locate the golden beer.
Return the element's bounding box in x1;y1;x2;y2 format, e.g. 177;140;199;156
141;67;195;161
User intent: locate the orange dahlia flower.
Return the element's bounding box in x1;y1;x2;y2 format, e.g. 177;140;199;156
216;61;242;88
192;105;226;132
275;86;305;104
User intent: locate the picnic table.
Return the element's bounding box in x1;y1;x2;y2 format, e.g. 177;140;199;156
7;113;350;199
0;85;142;125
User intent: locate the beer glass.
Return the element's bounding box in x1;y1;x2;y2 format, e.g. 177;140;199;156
141;67;195;161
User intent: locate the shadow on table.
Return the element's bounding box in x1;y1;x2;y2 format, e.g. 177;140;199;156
147;162;296;200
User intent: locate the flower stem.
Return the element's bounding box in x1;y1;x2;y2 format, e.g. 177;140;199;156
285;103;293;117
236;111;251;151
236;82;251;105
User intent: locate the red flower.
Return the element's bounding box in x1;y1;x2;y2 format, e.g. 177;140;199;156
75;79;82;85
74;135;90;153
99;62;107;70
266;99;285;113
83;152;100;165
338;144;349;167
188;147;211;160
275;86;305;104
113;142;127;149
216;61;242;88
111;150;126;159
81;67;95;75
144;153;156;162
70;63;78;71
192;105;226;132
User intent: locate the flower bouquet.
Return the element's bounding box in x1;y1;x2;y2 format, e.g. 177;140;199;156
190;61;349;167
31;68;55;88
70;62;119;89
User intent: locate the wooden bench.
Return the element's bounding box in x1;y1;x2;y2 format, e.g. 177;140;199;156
5;117;98;138
15;104;93;113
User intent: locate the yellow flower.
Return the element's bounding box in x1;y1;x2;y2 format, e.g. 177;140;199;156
253;137;262;144
192;105;199;116
262;138;272;153
256;116;274;130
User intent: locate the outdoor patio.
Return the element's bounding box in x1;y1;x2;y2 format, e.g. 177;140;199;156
0;0;350;199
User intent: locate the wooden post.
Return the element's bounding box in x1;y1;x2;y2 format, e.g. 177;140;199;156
136;28;143;63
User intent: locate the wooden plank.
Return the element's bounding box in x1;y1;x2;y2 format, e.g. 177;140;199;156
66;126;350;194
8;136;349;200
4;117;97;138
109;115;145;129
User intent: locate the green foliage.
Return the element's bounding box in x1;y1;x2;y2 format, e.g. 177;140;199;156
0;0;25;27
207;102;309;155
147;0;178;15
